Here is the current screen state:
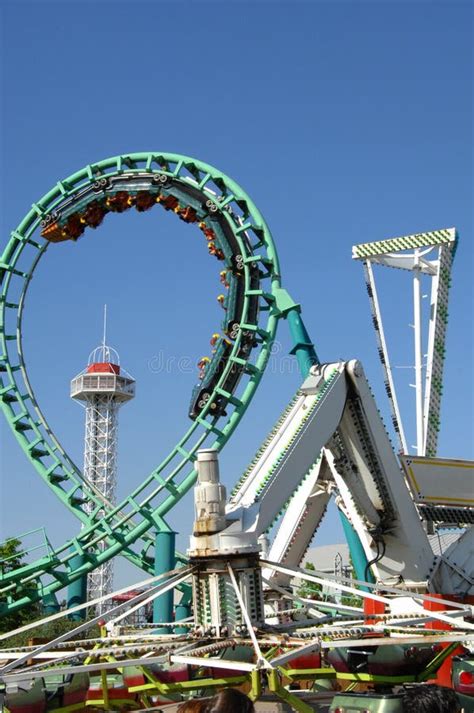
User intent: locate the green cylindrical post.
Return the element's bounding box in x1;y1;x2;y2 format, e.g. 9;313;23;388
287;308;319;375
286;307;372;588
67;553;87;620
175;602;191;634
42;592;60;615
153;530;176;633
340;512;374;590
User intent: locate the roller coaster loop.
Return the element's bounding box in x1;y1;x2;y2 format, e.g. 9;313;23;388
0;152;315;616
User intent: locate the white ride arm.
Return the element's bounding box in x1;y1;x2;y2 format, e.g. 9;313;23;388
325;361;436;587
260;361;437;589
262;457;332;586
225;362;348;539
224;360;439;590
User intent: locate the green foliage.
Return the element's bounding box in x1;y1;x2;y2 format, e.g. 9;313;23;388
0;537;101;648
0;537;41;637
297;560;363;608
341;592;363;607
0;537;23;573
1;618;101;649
297;562;323;599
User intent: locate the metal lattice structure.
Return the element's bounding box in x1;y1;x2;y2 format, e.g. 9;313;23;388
71;341;135;612
352;228;457;456
0;152;309;615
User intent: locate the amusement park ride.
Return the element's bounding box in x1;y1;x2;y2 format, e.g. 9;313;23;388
70;317;136;615
0;152;472;712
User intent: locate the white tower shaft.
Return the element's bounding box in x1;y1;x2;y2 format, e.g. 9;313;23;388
71;319;135;615
83;394;119;612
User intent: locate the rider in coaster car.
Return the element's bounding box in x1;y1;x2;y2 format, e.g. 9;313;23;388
197;356;210;379
217;294;226;309
82;202;107;227
161;195;179;211
199;223;215;241
178;206;197;223
65;214;85;240
210;333;220;347
208;243;225;260
220;270;230;288
106;191;131;213
135;191;156;212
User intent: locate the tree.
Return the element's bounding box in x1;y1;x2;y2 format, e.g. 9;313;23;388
341;554;363;607
297;562;324;600
0;537;41;637
0;539;100;648
0;537;23;574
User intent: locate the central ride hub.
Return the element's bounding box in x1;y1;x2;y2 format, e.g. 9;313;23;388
188;449;265;637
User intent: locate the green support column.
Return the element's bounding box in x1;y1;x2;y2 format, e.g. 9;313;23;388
287;307;319;375
42;592;60;615
175;602;191;634
153;529;176;633
340;512;374;590
67;553;87;620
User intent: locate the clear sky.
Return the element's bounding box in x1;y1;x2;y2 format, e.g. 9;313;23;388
0;0;472;587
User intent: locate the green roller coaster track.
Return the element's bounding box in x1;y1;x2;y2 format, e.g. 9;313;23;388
0;152;310;616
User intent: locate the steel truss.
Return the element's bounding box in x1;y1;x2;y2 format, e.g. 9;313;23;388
82;395;119;612
0;153;311;614
352;228;457;457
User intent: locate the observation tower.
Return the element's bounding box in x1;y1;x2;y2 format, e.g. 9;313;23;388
70;314;135;612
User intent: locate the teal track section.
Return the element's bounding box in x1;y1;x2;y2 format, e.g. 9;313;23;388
0;152;293;615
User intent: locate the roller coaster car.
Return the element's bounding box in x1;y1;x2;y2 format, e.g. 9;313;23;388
246;264;260;326
106;191;131;213
189;339;232;419
224;268;260;340
40;186;99;240
134;190;156;212
91;177;111;193
205;208;249;273
64;213;85;240
41;221;67;242
178;205;198;223
224;275;244;339
83;201;108;227
161;194;179;211
158;177;210;218
189;338;251;420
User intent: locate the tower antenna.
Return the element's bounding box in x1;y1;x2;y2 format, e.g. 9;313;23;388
71;310;135;614
102;304;107;350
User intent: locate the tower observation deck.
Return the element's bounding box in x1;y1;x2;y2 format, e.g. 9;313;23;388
71;330;135;613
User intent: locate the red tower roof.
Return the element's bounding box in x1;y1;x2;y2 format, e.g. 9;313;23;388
87;362;120;375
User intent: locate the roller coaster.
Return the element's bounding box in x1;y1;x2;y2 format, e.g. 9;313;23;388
0;152;313;615
1;153;473;712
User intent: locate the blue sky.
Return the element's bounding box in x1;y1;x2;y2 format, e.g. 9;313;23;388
1;0;472;586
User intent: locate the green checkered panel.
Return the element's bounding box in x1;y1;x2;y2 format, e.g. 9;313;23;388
352;228;456;260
